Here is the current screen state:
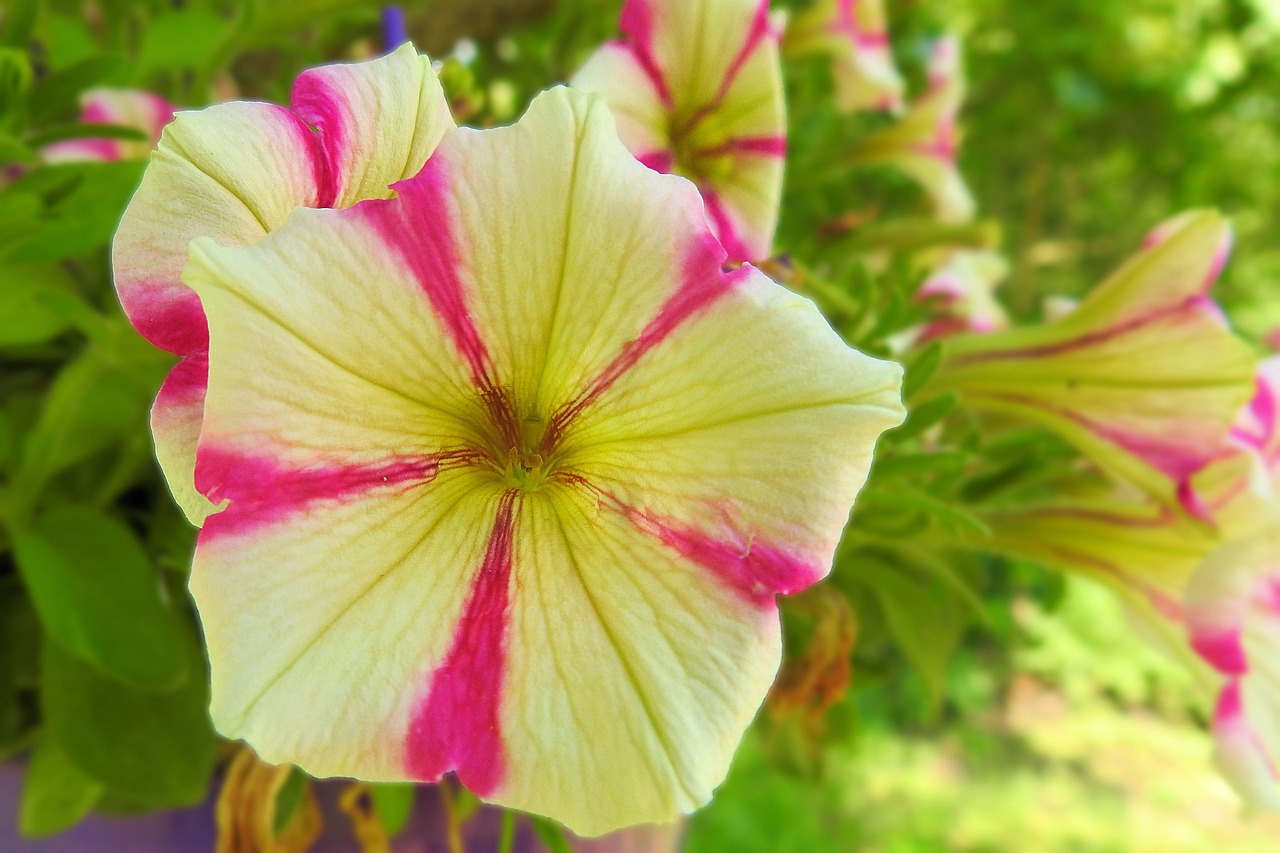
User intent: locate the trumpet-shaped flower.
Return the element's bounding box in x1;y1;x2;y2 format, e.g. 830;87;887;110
848;37;974;222
571;0;786;262
43;88;176;163
176;88;904;835
986;495;1217;618
1184;528;1280;810
112;45;454;524
913;249;1008;343
931;211;1256;516
784;0;905;113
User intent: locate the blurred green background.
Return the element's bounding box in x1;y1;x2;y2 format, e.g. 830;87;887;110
2;0;1280;850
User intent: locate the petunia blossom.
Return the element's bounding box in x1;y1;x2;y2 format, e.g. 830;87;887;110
910;249;1008;344
571;0;786;262
784;0;905;113
43;88;176;163
929;211;1256;517
848;36;974;222
112;44;454;524
1183;528;1280;811
174;88;904;835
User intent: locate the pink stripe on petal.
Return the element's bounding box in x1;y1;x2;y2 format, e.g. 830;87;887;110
1176;479;1215;524
405;493;517;795
635;149;675;173
289;72;347;208
543;233;743;447
702;190;755;262
196;446;452;539
152;354;208;427
618;1;673;108
360;161;495;387
693;135;787;159
1191;627;1249;676
575;481;822;608
117;282;209;355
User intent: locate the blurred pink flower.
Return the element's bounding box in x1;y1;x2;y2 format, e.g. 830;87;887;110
43;88;176;163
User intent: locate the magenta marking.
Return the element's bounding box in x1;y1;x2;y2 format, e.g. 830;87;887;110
634;149;675;173
1191;627;1249;676
702;189;755;262
359;161;496;388
912;122;958;162
151;354;208;430
1217;679;1245;724
405;493;517;795
543;233;743;448
577;482;821;608
693;135;787;159
290;70;349;208
196;446;450;539
951;295;1218;366
118;282;209;356
1176;479;1214;524
618;1;673;108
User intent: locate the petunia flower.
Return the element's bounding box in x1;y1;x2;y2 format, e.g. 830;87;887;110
847;36;974;222
43;88;176;163
112;44;454;524
929;211;1256;517
1183;528;1280;811
172;88;904;834
910;248;1008;344
783;0;905;113
571;0;786;262
985;494;1217;619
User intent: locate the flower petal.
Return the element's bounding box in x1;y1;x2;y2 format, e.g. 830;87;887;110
291;42;453;208
113;45;455;524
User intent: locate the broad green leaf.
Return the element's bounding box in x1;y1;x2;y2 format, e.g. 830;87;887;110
1;161;145;263
859;561;970;707
138;11;232;73
12;505;188;690
11;349;151;512
1;0;39;48
19;733;103;838
0;264;78;346
370;783;415;838
27;55;126;125
41;636;217;807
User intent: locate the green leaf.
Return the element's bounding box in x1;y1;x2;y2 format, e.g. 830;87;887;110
859;561;970;707
40;636;217;808
529;816;573;853
11;349;152;513
870;449;971;482
19;733;103;838
272;767;309;834
0;161;145;263
901;340;943;401
884;392;958;444
12;505;188;690
138;10;233;73
27;55;126;125
0;264;78;346
370;783;415;838
857;487;991;537
25;121;147;148
1;0;39;48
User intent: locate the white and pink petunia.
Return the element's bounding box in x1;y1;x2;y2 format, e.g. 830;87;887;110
911;249;1008;344
1184;529;1280;811
571;0;786;262
850;36;974;222
43;88;176;163
112;44;455;524
784;0;904;113
133;85;904;834
931;211;1256;518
